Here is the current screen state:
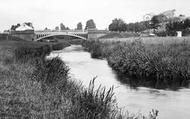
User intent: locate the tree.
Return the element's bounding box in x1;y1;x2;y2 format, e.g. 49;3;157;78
55;26;59;31
166;20;188;36
11;23;20;30
60;23;66;30
151;14;167;29
65;27;70;30
108;18;126;32
184;19;190;28
85;19;96;30
44;27;48;30
76;22;83;30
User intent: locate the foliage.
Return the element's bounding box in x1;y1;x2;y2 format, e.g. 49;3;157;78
85;19;96;30
76;22;83;30
11;23;21;30
55;23;70;31
108;18;151;33
151;14;168;29
55;26;59;31
166;18;190;36
126;21;151;32
109;18;126;32
60;23;66;30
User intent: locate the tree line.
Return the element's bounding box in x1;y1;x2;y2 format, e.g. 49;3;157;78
54;19;96;31
166;19;190;36
10;19;96;31
108;15;190;36
108;18;151;33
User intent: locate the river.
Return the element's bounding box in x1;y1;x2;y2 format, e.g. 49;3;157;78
48;45;190;119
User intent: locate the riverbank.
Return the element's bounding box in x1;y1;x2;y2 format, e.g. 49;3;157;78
0;40;118;119
82;38;190;90
0;39;159;119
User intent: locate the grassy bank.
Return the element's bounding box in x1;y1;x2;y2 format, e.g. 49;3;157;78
82;39;190;90
0;39;158;119
0;40;119;119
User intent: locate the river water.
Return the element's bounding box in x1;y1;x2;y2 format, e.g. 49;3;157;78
48;45;190;119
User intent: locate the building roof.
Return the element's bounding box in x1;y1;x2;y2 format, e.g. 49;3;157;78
15;23;34;31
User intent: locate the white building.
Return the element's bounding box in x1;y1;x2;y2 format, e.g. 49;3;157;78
15;23;34;31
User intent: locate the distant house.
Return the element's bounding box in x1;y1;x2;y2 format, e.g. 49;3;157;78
10;23;35;41
15;23;34;31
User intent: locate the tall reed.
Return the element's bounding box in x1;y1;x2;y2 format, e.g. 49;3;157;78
82;39;190;89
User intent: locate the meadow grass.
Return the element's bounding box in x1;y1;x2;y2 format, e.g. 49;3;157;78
82;39;190;90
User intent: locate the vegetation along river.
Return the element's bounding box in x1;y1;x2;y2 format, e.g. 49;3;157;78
48;45;190;119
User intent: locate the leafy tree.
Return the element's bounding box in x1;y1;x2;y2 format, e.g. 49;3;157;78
108;18;126;32
76;22;83;30
85;19;96;30
55;26;59;31
184;19;190;28
166;19;190;36
65;27;70;30
151;14;168;29
109;18;151;33
60;23;66;30
11;23;20;30
44;27;48;30
44;27;51;31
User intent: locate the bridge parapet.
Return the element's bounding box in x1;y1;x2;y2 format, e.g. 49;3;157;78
35;31;88;41
34;30;109;41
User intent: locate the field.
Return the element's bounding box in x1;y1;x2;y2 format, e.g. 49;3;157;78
82;37;190;90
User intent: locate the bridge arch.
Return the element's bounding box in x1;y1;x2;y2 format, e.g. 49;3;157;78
36;33;87;41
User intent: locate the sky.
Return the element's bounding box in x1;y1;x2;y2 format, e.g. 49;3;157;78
0;0;190;31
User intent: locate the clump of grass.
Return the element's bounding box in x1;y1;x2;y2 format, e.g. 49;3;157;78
70;78;119;119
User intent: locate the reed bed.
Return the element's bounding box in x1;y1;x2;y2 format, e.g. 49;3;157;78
82;39;190;89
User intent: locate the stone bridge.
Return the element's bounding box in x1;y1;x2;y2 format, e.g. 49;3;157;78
35;30;109;41
35;31;88;41
9;30;109;41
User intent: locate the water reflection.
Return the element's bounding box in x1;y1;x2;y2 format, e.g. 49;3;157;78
116;73;190;91
48;45;190;119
